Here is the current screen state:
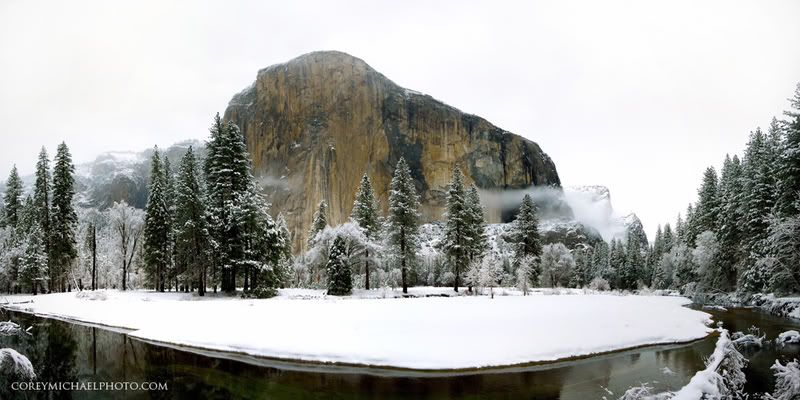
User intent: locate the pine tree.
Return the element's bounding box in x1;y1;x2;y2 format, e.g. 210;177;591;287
510;194;542;264
174;147;212;296
606;239;625;288
441;167;470;292
466;184;488;263
776;85;800;217
144;148;171;292
204;117;263;293
308;200;329;247
48;142;78;292
32;147;51;291
3;166;23;229
716;154;744;290
163;155;177;290
326;236;352;296
351;173;380;290
387;157;420;294
592;241;610;278
621;233;644;290
739;128;778;291
695;166;720;234
662;223;674;253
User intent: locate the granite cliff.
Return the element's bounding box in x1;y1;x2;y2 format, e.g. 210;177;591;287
223;51;562;249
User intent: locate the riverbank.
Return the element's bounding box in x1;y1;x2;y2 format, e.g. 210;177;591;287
694;292;800;320
1;289;713;370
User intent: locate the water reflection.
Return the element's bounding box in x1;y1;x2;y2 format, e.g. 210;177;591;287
0;307;797;399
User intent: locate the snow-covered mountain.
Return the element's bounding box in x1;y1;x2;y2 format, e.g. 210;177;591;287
563;185;646;244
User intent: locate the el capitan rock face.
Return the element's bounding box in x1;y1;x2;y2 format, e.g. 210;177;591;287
224;51;561;250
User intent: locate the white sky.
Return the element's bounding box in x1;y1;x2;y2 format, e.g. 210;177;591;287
1;0;799;238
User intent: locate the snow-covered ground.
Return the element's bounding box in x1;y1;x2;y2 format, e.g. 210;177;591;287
1;289;712;370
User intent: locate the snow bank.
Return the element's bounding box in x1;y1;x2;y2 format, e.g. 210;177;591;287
670;329;746;400
2;290;712;370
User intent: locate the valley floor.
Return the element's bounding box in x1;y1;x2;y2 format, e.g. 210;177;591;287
0;288;712;370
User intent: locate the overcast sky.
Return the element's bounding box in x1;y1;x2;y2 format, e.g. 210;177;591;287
1;0;799;238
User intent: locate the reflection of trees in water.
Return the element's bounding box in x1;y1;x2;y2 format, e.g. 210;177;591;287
34;319;78;399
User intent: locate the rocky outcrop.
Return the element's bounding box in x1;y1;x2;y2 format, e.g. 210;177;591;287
224;51;561;250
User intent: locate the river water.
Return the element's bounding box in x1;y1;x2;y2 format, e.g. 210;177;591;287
0;306;798;399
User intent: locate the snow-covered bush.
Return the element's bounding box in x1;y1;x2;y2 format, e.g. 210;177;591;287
588;277;610;291
0;348;35;380
75;290;108;301
777;330;800;345
766;359;800;400
515;255;537;295
0;321;28;337
731;326;764;348
465;255;503;297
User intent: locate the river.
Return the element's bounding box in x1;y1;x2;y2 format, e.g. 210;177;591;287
0;306;798;399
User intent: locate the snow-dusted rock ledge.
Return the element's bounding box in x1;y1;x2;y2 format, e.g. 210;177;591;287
1;290;713;370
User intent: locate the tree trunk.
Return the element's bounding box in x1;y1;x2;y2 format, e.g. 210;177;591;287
401;228;408;294
454;263;460;292
91;225;97;291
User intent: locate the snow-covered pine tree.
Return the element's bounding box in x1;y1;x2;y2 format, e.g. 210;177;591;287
204;117;261;293
606;239;625;288
683;204;698;247
571;247;592;288
308;200;329;247
510;194;542;276
162;155;177;290
326;236;352;296
387;157;420;294
174;147;212;296
739;128;777;292
591;241;609;279
716;154;744;290
49;142;77;292
695;166;720;235
350;173;380;290
32;147;51;291
143;148;171;292
441;167;470;292
466;184;489;263
776;85;800;218
621;233;644;290
3;166;23;229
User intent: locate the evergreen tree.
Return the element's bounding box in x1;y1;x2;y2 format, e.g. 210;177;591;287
387;157;420;294
163;155;177;289
308;200;329;246
441;167;470;292
326;236;352;296
143;148;171;292
695;166;720;234
174;147;212;296
621;233;644;290
606;239;625;288
739;128;778;291
716;154;744;290
17;197;45;295
591;241;610;279
3;166;22;229
776;85;800;217
510;194;542;271
662;223;675;253
49;142;77;292
350;173;380;290
204;118;263;293
32;147;51;291
466;184;489;263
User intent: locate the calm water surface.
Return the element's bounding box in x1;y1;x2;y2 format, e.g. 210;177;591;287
0;306;798;399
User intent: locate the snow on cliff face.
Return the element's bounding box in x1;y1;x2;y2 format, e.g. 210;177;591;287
563;185;644;243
